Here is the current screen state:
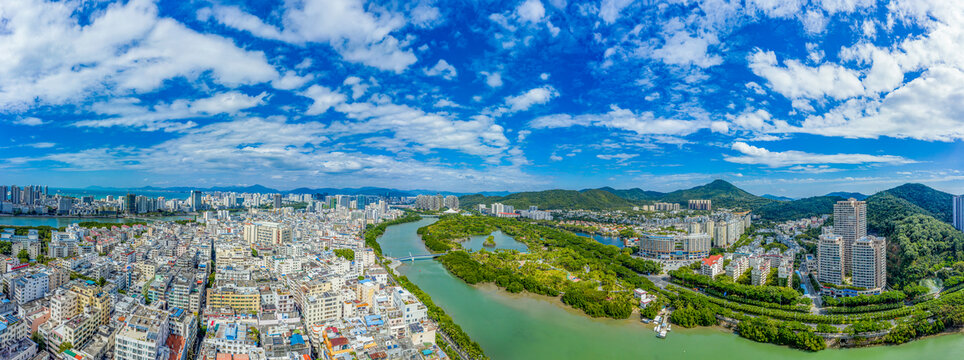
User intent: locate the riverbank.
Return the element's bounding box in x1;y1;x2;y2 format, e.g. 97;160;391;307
378;216;964;360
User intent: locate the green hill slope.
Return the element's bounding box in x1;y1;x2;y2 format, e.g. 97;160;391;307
658;179;774;210
881;183;953;223
595;187;665;201
459;189;636;211
755;196;844;222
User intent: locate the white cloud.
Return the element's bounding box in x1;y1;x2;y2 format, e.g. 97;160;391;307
540;73;550;80
72;91;265;132
424;59;458;80
22;117;541;190
434;99;460;108
0;0;278;110
190;91;266;115
599;0;633;24
480;71;504;88
787;165;843;173
748;50;864;100
204;0;416;72
26;142;56;148
801;10;828;34
516;0;545;23
329;100;511;158
14;117;46;126
410;3;442;28
301;85;348;115
505;86;558;112
639;18;723;68
530;105;705;136
724;142;916;167
597;153;637;161
516;130;532;141
792;66;964;141
272;71;315;90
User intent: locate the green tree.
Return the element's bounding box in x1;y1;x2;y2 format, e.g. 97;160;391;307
17;249;29;263
59;342;73;353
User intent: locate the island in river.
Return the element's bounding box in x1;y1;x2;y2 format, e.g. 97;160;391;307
378;215;964;357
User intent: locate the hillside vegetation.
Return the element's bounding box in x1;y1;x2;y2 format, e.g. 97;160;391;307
655;179;774;210
755;196;844;222
460;180;773;211
881;183;953;223
459;189;636;211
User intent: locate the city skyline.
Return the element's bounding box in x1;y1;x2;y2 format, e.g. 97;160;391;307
2;0;964;197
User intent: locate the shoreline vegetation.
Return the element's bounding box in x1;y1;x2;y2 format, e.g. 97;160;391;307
365;214;489;360
413;214;964;352
418;214;661;319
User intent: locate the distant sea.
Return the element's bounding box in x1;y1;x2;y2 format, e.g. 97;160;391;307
51;188;190;200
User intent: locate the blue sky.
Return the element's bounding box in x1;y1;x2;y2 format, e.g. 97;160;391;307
1;0;963;197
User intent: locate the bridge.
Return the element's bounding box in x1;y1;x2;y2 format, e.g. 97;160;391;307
392;253;444;262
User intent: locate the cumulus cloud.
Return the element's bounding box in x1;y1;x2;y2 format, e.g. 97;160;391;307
516;0;545;23
480;71;504;87
14;117;46;126
424;59;458;80
530;105;706;136
301;85;348;115
17;116;538;190
505;86;558;112
203;0;417;72
599;0;633;24
190;92;266;115
724;142;916;167
747;50;864;100
72;91;265;132
597;153;637;161
0;0;278;110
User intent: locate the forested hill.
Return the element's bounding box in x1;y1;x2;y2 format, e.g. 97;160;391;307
755;196;845;222
878;183;954;223
458;189;636;211
593;187;665;201
656;179;774;210
459;180;773;211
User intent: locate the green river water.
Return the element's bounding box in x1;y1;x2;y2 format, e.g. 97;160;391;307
377;217;964;360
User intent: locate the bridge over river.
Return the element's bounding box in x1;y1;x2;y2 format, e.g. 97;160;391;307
390;252;444;262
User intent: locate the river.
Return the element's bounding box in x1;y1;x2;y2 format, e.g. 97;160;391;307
575;232;624;248
377;217;964;360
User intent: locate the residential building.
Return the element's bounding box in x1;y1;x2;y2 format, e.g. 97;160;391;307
834;198;867;272
699;254;723;278
637;233;711;260
114;307;170;360
12;273;48;304
688;199;711;211
818;233;845;286
725;256;749;280
954;195;964;232
852;236;887;290
242;222;292;245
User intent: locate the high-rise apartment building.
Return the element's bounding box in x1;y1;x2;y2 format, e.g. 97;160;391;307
852;236;887;290
10;185;20;204
0;185;6;202
189;190;203;211
953;195;964;232
273;193;282;208
688;199;712;211
444;195;460;210
124;193;136;214
817;233;845;286
834;198;867;272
